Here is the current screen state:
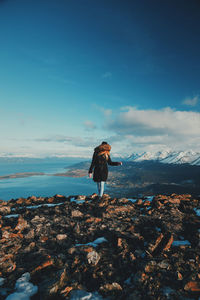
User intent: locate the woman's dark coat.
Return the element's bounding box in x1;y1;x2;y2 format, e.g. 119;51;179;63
89;151;120;182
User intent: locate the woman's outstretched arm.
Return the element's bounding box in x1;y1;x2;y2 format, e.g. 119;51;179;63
107;156;122;166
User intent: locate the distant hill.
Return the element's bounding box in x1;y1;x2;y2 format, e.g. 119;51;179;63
107;161;200;197
0;156;87;164
66;160;200;197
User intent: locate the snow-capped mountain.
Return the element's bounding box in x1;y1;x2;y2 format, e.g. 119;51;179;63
127;150;200;165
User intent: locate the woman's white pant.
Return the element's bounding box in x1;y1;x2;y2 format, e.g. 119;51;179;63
97;181;105;197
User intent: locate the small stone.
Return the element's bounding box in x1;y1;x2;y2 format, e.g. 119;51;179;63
100;282;122;292
0;206;11;215
68;247;76;255
55;194;65;198
76;195;86;201
15;216;28;232
87;250;100;265
176;271;183;280
71;210;83;217
56;234;67;240
157;261;169;269
136;199;143;205
143;200;151;206
90;193;98;199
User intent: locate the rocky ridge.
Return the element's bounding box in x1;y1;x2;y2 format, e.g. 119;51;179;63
0;193;200;299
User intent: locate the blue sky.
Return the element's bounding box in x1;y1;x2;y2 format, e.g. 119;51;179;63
0;0;200;157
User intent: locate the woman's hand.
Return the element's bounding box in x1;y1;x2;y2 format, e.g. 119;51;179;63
119;162;122;165
88;173;92;178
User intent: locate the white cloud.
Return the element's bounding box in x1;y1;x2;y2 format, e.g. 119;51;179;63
104;106;200;152
102;72;112;79
182;96;199;106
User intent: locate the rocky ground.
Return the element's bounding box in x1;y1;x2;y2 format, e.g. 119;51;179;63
0;193;200;300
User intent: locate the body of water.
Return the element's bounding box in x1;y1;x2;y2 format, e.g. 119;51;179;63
0;161;96;201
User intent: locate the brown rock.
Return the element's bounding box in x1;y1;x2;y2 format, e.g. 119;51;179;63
150;233;164;253
89;193;98;199
15;216;28;232
24;228;35;239
136;199;143;205
143;200;151;206
76;195;86;201
2;230;23;240
168;198;180;205
87;250;100;265
0;255;16;274
100;282;122;292
163;234;173;251
55;194;66;198
71;210;83;218
16;198;27;205
31;259;54;275
56;234;67;240
184;281;200;292
61;286;73;297
0;205;11;215
29;195;37;201
85;217;102;223
47;197;54;203
81;246;94;253
176;271;183;280
40;236;49;243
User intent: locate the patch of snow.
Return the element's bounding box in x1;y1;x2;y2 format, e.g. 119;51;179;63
70;290;106;300
45;202;64;207
127;198;137;203
4;214;19;219
172;240;191;246
27;202;64;209
6;272;38;300
146;196;154;201
70;198;85;204
76;237;108;248
11;202;64;212
194;208;200;217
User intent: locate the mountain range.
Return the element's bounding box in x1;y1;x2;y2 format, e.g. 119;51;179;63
126;150;200;165
0;150;200;166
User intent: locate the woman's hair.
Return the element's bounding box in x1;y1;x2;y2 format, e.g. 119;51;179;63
96;142;111;160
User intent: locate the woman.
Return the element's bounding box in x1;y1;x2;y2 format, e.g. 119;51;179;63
88;142;122;197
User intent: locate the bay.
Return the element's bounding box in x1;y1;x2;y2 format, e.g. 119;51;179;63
0;160;95;201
